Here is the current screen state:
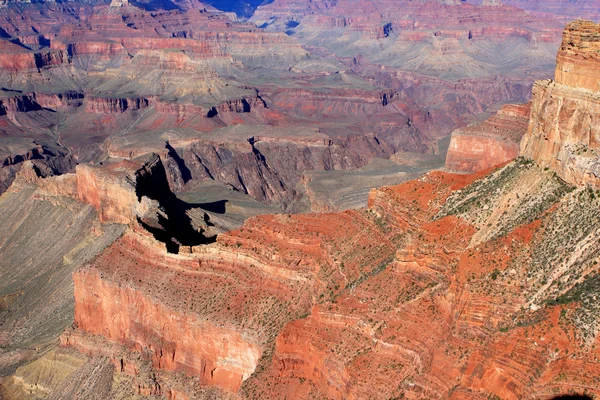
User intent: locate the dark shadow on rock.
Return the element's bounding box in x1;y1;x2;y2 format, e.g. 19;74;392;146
206;107;218;118
135;158;216;253
551;396;594;400
198;199;227;214
165;141;192;184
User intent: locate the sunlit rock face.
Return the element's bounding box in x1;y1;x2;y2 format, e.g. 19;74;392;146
446;104;530;173
521;21;600;188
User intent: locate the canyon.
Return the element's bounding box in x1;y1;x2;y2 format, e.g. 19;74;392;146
0;1;600;399
0;0;588;215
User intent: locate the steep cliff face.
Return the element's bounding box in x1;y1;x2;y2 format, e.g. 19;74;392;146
446;104;530;173
162;130;398;211
84;97;149;113
554;20;600;93
72;266;262;392
64;158;600;399
521;21;600;188
64;223;318;393
75;162;142;225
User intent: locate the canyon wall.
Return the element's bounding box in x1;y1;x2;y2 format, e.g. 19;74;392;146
446;104;530;173
64;223;319;393
521;20;600;188
4;5;600;400
72;267;262;392
162;131;397;211
62;159;600;399
0;0;574;212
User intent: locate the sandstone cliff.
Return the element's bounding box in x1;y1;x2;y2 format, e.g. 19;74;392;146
58;157;600;399
521;20;600;188
446;104;530;173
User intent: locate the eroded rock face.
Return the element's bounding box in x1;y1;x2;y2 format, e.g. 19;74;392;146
555;20;600;93
76;160;146;225
64;222;318;393
0;0;576;207
520;21;600;188
445;104;530;173
72;265;261;392
63;160;600;399
162;131;398;211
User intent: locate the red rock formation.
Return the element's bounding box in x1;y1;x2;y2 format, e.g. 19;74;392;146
521;20;600;188
554;20;600;93
75;157;157;224
446;104;530;173
62;155;600;399
0;39;37;70
72;265;262;392
64;220;319;392
84;97;149;113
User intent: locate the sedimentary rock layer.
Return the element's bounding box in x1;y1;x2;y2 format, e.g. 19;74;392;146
446;104;530;173
64;159;600;399
521;21;600;188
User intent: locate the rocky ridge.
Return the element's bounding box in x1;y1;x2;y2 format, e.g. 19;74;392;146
0;22;587;399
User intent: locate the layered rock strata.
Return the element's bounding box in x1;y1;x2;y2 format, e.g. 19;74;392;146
446;104;530;173
521;20;600;188
60;158;600;399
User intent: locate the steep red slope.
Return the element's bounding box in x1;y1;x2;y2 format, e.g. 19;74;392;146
445;103;530;173
62;157;600;399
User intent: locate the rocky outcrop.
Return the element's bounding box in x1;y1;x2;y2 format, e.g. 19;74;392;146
554;20;600;93
520;21;600;188
71;266;262;392
446;104;530;173
0;94;42;114
84;97;149;113
63;222;318;392
75;162;142;225
0;144;75;195
262;88;397;117
0;39;64;71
